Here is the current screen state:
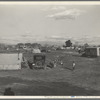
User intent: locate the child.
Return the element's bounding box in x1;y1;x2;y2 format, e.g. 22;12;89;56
72;61;75;70
54;60;57;67
60;60;63;66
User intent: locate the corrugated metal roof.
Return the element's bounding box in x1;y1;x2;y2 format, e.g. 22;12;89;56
0;53;22;65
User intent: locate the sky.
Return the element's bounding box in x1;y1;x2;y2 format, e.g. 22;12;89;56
0;2;100;45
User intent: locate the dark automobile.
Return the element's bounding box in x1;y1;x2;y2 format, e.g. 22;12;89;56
33;54;46;69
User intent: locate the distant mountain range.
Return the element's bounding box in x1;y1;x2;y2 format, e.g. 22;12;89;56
39;36;100;46
1;36;100;46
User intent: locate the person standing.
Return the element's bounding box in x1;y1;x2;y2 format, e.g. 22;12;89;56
53;60;57;67
4;87;15;96
78;48;81;54
72;61;75;70
60;60;63;66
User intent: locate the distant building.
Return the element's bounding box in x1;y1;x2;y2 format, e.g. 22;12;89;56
84;47;100;57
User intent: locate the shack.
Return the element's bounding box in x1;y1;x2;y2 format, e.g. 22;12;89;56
0;53;23;70
84;47;100;57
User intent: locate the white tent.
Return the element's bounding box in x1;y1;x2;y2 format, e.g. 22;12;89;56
32;48;41;53
0;53;23;70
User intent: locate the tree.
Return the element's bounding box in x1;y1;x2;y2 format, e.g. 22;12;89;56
65;40;72;47
16;43;24;48
31;43;41;49
25;43;31;47
84;43;89;48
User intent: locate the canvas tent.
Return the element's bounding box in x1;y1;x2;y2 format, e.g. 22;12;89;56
85;47;100;57
0;53;23;70
32;48;41;53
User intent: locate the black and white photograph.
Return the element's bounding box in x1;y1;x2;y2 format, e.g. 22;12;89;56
0;1;100;96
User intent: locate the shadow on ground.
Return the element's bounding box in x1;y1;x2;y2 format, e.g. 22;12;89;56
0;76;99;96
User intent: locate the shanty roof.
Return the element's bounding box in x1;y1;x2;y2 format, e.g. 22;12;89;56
86;47;100;49
0;53;22;65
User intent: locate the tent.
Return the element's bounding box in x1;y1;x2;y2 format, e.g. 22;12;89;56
0;53;23;70
32;48;41;53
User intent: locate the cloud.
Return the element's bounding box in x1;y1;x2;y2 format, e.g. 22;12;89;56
50;6;66;10
0;35;47;44
42;6;66;11
46;36;73;41
47;9;85;20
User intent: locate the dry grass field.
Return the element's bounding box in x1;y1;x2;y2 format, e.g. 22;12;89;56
0;50;100;95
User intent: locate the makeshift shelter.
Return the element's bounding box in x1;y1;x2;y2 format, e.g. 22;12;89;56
84;47;100;57
32;48;41;53
0;53;23;70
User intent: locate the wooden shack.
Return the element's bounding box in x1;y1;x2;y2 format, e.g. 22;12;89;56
85;47;100;57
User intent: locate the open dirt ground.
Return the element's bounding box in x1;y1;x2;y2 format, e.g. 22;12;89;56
0;50;100;95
